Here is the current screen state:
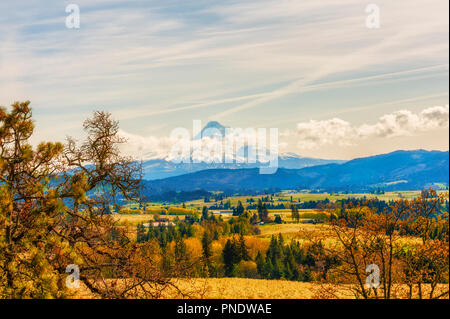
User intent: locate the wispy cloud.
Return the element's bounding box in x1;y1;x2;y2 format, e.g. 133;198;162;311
0;0;448;159
119;125;275;163
119;104;448;160
284;105;449;149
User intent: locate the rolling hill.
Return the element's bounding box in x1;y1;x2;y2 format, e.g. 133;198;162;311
142;153;344;180
144;150;449;193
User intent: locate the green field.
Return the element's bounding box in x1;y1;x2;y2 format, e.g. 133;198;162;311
115;190;445;228
183;190;426;209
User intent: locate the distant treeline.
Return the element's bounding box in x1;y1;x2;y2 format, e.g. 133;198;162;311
144;189;211;202
142;187;281;203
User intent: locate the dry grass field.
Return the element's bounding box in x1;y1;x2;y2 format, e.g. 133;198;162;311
258;222;332;240
114;213;186;225
103;192;445;300
256;221;422;247
73;277;449;299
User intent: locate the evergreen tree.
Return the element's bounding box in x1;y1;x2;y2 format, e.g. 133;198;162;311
262;259;274;278
238;233;250;261
222;239;238;276
201;206;209;221
137;223;146;243
278;233;284;245
202;231;212;264
236;201;245;216
274;215;283;224
175;235;188;264
291;204;300;223
271;259;284;279
255;251;265;276
257;199;269;222
250;213;258;225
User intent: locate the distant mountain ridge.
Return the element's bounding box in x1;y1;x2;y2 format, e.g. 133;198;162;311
142;154;344;180
142;121;345;180
144;150;449;193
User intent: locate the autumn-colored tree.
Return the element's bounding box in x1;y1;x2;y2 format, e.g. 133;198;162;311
315;190;448;299
0;101;190;299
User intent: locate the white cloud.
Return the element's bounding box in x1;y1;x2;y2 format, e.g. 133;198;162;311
286;105;449;149
118;129;177;160
118;126;278;163
120;105;449;160
0;0;448;160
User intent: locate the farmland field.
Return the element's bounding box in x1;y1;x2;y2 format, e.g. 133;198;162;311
114;213;186;225
73;278;449;299
177;190;434;209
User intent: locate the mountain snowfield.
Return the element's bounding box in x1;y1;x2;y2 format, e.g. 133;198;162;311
120;121;345;180
120;122;448;187
141;152;344;180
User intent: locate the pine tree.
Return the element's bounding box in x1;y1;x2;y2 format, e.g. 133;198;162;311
257;199;269;222
255;251;265;276
278;233;284;245
262;259;274;278
222;239;237;276
272;259;284;279
238;233;250;261
291;204;300;223
175;235;188;263
267;235;283;265
274;215;283;224
202;231;212;264
201;206;209;221
257;199;264;221
250;213;258;225
284;262;293;280
236;201;245;216
137;223;146;243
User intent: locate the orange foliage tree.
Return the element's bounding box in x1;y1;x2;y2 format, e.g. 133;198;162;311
315;190;448;299
0;101;191;298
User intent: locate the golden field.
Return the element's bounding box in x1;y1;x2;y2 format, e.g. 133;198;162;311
73;277;449;299
114;213;186;225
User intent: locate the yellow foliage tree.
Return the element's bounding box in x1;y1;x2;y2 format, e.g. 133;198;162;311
0;101;186;298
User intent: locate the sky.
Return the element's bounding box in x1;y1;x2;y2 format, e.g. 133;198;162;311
0;0;448;160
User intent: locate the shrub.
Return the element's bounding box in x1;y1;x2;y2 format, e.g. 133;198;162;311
274;215;283;224
168;207;196;215
237;261;259;278
145;207;168;214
